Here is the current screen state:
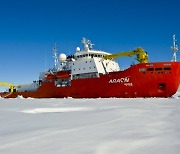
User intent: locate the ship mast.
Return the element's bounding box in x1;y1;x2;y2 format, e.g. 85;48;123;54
171;34;178;62
81;38;94;51
53;42;58;70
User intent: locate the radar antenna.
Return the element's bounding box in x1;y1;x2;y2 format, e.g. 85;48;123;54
81;38;87;51
171;34;178;62
89;40;95;50
81;38;94;51
53;42;58;70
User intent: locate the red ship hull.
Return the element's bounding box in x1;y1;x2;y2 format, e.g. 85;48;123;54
1;62;180;98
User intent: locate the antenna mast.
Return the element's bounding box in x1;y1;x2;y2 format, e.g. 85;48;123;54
53;42;58;70
171;34;178;62
81;38;94;51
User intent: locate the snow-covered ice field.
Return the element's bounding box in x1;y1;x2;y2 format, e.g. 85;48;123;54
0;93;180;154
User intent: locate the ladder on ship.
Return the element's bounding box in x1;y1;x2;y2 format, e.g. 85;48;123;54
0;82;15;98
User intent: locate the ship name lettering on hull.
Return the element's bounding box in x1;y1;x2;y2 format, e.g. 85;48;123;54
109;76;130;83
124;83;133;86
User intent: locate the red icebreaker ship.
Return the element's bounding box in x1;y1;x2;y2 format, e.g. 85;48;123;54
1;36;180;98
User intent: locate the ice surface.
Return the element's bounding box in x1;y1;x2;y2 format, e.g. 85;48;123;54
0;97;180;154
172;91;180;99
21;107;93;114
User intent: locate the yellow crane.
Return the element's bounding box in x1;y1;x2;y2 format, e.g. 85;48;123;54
104;47;148;63
0;82;15;93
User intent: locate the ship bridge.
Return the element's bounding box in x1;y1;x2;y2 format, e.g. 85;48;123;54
74;37;111;60
71;38;120;79
74;50;111;60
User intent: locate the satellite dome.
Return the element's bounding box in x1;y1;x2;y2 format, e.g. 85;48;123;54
59;53;66;62
76;47;80;52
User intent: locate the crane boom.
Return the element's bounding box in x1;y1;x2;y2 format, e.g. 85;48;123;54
0;82;15;92
104;47;148;63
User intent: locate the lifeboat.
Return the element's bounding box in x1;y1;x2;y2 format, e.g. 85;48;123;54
45;72;56;80
56;71;70;79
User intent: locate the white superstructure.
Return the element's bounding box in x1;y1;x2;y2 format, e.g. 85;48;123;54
39;38;120;82
71;38;120;77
